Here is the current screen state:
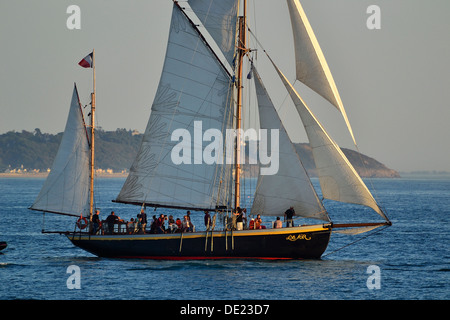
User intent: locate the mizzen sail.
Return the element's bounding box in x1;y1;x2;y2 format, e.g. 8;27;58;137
31;84;91;217
286;0;355;145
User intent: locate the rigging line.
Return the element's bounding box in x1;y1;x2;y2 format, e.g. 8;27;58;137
322;225;390;258
353;143;388;220
210;82;235;208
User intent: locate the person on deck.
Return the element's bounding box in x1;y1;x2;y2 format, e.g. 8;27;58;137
91;210;100;235
274;216;282;228
137;209;147;234
182;215;191;232
127;218;136;234
156;214;165;234
168;215;176;233
284;206;295;227
176;218;182;232
233;207;243;230
255;214;265;229
204;211;211;230
186;211;194;232
106;211;121;234
249;218;255;230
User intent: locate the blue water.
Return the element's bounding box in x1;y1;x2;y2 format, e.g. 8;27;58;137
0;177;448;300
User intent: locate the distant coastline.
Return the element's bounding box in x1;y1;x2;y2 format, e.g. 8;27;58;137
0;129;401;179
0;172;128;179
2;171;449;180
398;171;450;179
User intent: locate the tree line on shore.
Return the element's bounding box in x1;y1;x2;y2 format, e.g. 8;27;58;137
0;128;399;178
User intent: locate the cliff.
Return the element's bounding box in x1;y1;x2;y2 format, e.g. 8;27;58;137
293;143;400;178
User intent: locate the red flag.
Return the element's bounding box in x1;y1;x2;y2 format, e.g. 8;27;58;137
78;52;93;68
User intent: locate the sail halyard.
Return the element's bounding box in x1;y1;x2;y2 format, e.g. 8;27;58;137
115;3;238;211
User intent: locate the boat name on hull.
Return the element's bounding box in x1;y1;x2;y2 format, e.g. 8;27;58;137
286;234;311;241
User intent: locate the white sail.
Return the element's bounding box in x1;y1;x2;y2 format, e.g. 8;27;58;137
189;0;239;66
116;4;234;211
31;84;90;217
286;0;355;145
251;67;328;221
273;62;388;221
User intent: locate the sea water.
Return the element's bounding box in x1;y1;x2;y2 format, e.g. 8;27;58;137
0;177;448;301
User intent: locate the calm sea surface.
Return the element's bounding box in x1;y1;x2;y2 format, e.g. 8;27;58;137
0;177;448;301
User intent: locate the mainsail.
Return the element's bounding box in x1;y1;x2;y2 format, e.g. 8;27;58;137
272;61;388;221
286;0;355;145
115;3;235;211
251;67;328;221
31;84;91;217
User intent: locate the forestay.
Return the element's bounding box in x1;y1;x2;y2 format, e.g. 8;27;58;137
116;4;235;211
251;67;329;221
31;84;91;217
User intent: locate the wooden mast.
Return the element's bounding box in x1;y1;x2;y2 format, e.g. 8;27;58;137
234;0;247;211
89;49;96;220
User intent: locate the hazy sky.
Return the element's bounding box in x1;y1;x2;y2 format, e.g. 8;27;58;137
1;0;449;172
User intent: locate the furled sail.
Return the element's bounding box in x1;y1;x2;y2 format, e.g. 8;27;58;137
31;84;90;217
188;0;239;66
251;67;329;221
286;0;355;145
273;62;388;221
116;4;234;211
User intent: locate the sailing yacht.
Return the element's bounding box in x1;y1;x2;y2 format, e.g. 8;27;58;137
31;0;390;260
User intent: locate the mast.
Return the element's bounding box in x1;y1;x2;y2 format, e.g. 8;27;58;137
89;49;96;220
234;0;247;211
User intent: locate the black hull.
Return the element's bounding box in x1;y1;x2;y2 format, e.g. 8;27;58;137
0;241;6;251
68;225;331;260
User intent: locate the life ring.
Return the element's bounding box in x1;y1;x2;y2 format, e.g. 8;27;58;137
76;217;88;230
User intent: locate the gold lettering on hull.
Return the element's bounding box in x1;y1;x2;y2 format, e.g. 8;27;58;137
286;234;311;241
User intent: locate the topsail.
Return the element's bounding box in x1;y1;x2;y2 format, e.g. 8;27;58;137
189;0;239;67
286;0;356;145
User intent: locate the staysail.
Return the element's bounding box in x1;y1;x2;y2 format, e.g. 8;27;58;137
286;0;355;145
272;61;388;221
115;4;235;211
251;67;329;221
30;84;91;217
188;0;239;67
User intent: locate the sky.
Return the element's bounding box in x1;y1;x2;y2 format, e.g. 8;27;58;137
1;0;449;173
